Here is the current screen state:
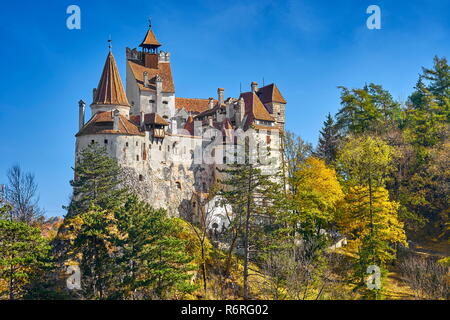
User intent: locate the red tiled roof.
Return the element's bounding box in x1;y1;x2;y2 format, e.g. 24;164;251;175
76;111;144;137
128;60;175;93
93;52;129;107
140;28;161;48
130;113;169;126
258;83;286;104
240;92;275;129
176;97;216;114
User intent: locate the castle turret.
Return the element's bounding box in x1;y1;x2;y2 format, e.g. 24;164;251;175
91;49;130;117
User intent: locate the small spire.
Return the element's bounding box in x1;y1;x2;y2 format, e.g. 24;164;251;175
148;17;152;29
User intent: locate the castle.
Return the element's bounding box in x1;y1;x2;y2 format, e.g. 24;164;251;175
75;24;287;221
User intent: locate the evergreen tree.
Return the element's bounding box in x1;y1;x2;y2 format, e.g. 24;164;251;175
316;113;340;165
113;196;196;299
219;162;284;299
67;142;127;217
0;205;52;300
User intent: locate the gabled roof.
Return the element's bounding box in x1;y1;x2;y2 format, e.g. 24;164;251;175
130;113;169;126
176;97;216;114
140;28;161;48
128;60;175;93
258;83;286;104
93;52;130;107
76;111;144;137
240;92;275;127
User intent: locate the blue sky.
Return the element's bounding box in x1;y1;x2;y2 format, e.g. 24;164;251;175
0;0;449;217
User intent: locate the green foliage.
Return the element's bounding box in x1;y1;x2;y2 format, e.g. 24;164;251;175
0;217;52;299
336;84;402;135
67;142;127;217
316;113;341;165
113;196;197;300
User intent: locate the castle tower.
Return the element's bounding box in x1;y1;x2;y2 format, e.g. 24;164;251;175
91;49;130;117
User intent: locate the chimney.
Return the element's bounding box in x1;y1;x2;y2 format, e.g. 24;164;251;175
217;88;224;105
251;81;258;93
78;100;86;130
208;97;214;109
140;111;145;128
143;72;149;88
113;109;120;131
208;118;213;127
155;75;163;113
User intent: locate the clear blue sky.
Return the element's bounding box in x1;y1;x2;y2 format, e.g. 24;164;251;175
0;0;449;217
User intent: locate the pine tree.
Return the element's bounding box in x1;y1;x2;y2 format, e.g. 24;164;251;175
219;161;284;299
0;206;52;300
113;196;196;299
316;113;340;165
66;142;127;217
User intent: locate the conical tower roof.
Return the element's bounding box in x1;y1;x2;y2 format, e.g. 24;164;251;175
140;28;161;48
93;51;129;107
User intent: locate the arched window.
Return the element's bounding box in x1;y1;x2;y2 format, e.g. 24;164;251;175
175;181;181;190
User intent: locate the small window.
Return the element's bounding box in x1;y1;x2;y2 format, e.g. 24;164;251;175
163;101;168;105
126;142;129;147
149;99;155;103
159;146;162;151
136;141;139;146
136;155;139;161
104;139;108;144
192;201;196;208
91;140;95;144
139;174;144;182
175;181;181;190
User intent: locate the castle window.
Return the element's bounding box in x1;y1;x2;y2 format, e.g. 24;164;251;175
159;146;162;151
163;101;168;105
149;99;155;103
175;181;181;190
126;142;129;147
192;201;196;208
139;174;144;182
136;155;139;161
104;139;108;144
136;141;139;146
91;140;95;144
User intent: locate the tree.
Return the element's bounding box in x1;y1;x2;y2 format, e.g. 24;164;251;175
335;84;401;136
113;196;196;300
5;165;43;223
219;163;284;299
316;113;341;165
0;209;52;299
66;143;127;217
337;187;406;280
282;131;312;189
336;136;406;297
61;205;117;299
282;157;344;243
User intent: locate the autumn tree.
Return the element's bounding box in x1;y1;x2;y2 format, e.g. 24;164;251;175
336;136;406;297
